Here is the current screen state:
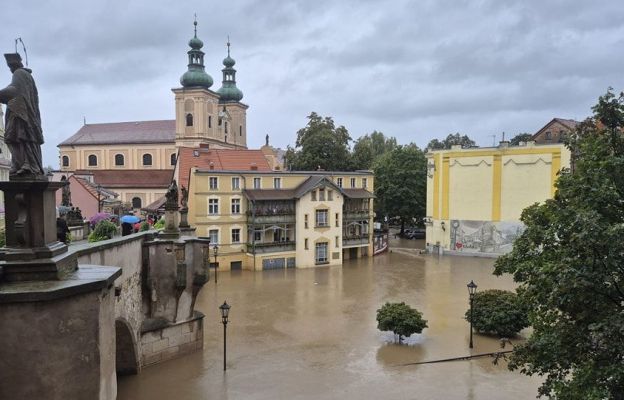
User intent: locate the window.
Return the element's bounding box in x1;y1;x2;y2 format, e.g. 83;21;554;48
304;214;309;229
335;236;340;248
225;121;228;134
115;154;124;166
305;238;309;250
545;131;552;140
208;198;219;215
315;242;328;264
231;198;241;214
62;155;69;167
328;190;333;201
273;177;281;189
88;154;97;166
253;177;261;189
142;153;152;166
209;177;218;190
209;229;219;244
186;113;193;127
254;231;261;241
350;178;356;188
319;188;325;201
208;115;212;128
316;209;328;227
231;177;240;190
239;126;242;136
311;190;317;201
335;213;339;227
231;228;240;244
131;197;142;209
170;153;176;166
336;177;343;188
362;178;367;188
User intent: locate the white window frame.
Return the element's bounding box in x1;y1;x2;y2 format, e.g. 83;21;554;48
350;178;356;188
273;177;281;189
231;228;241;244
315;242;328;264
362;178;367;188
208;198;219;215
231;177;240;190
231;198;241;214
253;177;261;189
209;229;219;244
209;177;218;190
336;177;343;188
315;209;328;227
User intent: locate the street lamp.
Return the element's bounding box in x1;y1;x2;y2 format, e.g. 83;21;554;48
467;280;478;349
219;301;231;371
213;245;219;284
96;184;102;213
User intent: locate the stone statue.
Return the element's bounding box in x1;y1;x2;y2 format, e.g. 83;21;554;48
165;179;179;210
0;53;45;180
265;134;269;146
60;175;71;206
180;185;188;208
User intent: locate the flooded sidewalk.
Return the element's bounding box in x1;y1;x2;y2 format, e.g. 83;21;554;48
118;246;540;400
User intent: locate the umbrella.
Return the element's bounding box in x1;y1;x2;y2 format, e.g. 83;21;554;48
120;215;140;224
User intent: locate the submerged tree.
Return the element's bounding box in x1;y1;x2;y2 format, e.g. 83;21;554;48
376;302;428;343
494;89;624;399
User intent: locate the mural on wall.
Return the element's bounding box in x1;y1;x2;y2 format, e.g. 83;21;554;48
449;220;525;254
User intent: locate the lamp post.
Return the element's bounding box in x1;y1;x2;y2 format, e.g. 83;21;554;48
219;301;230;371
467;280;478;349
213;245;219;284
96;184;102;213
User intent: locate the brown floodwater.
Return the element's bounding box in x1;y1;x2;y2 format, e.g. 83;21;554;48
118;237;540;399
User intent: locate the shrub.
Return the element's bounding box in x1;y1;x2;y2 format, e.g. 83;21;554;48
376;302;428;343
153;217;165;230
88;220;117;242
139;221;150;232
465;289;529;338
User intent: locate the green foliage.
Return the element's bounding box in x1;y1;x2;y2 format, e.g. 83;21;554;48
426;133;476;151
464;289;529;337
509;133;533;146
0;229;5;248
88;220;117;242
376;302;428;343
285;112;353;171
351;131;398;170
154;217;165;230
139;221;150;232
374;145;427;226
494;88;624;399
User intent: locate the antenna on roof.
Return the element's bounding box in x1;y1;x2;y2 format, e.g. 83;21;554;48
490;134;496;147
502;131;505;141
83;116;86;125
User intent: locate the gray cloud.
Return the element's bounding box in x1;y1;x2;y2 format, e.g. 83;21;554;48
0;0;622;167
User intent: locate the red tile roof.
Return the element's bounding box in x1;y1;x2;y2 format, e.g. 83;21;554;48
178;147;272;189
58;120;175;146
77;169;174;188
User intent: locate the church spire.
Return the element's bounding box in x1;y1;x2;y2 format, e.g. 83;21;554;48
180;17;213;88
217;37;243;102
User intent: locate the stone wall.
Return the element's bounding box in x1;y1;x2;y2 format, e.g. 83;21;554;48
140;312;204;367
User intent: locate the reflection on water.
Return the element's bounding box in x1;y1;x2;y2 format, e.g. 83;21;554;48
118;237;540;400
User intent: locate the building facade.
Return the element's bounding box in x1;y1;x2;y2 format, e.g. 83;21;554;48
186;167;374;270
425;142;570;256
531;118;579;144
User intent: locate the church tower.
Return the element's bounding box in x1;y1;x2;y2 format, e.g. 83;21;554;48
216;39;248;148
173;20;247;149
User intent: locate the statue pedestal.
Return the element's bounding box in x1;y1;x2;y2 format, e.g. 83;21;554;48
158;208;180;239
0;181;75;281
179;207;196;236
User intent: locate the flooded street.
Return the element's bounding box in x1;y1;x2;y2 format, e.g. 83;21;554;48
118;237;540;399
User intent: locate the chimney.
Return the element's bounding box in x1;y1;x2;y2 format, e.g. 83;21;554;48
250;163;258;171
209;162;214;170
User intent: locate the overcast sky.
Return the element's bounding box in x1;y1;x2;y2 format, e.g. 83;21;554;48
1;0;623;167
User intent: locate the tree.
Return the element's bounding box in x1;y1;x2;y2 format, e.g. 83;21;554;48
494;89;624;399
426;133;476;151
374;144;427;232
351;131;398;170
509;133;533;146
285;112;352;171
376;302;428;343
464;289;529;338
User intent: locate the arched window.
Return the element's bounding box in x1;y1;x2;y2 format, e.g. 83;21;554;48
186;113;193;127
115;154;124;166
62;155;69;167
88;154;97;166
239;126;242;136
131;197;142;209
208;115;212;128
170;153;176;166
142;154;152;166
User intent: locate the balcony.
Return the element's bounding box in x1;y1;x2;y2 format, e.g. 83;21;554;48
248;212;296;224
247;241;296;254
343;210;370;220
342;235;370;246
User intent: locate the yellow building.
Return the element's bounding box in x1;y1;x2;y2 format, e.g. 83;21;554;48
425;141;570;256
182;151;374;270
